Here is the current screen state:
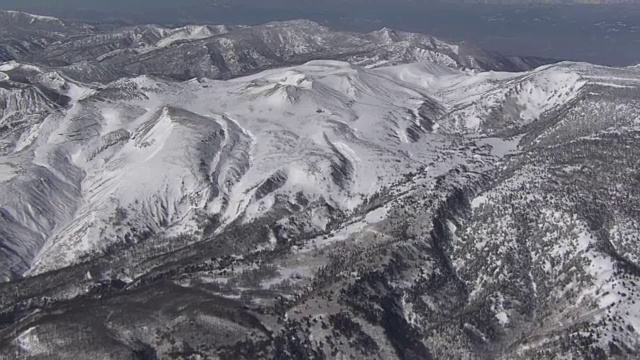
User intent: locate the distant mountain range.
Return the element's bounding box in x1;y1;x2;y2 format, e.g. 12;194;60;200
1;9;640;360
0;10;553;82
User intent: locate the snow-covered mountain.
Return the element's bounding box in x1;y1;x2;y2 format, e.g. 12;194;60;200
1;10;553;81
0;10;94;62
1;9;640;360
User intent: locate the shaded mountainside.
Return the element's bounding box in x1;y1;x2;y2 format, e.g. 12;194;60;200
0;9;640;360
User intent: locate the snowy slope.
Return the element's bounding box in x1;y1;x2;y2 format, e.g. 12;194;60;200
21;60;455;275
1;13;640;358
1;57;637;278
155;25;233;48
382;62;589;134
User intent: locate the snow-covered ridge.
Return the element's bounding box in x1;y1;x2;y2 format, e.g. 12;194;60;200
1;58;637;279
2;12;640;358
155;25;231;47
24;60;448;274
0;12;638;280
3;9;556;85
0;10;64;24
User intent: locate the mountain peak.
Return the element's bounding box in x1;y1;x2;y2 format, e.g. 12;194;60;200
2;12;638;360
370;27;403;44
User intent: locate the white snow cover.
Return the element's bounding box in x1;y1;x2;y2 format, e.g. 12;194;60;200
3;10;62;23
155;25;230;48
0;59;635;277
0;61;19;71
381;62;587;133
16;60;447;274
13;327;48;356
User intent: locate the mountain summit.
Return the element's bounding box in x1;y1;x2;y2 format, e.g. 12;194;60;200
0;10;639;360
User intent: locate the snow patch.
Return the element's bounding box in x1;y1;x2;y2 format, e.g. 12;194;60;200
471;195;487;209
365;206;388;224
0;61;19;71
496;312;509;325
0;163;18;182
14;327;47;356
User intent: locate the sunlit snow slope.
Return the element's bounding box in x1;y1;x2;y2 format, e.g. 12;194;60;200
0;56;638;280
3;11;640;360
